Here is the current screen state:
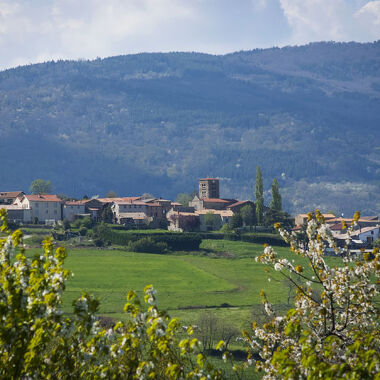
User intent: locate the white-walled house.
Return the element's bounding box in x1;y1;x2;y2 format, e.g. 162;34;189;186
0;204;31;223
14;194;63;222
353;226;379;244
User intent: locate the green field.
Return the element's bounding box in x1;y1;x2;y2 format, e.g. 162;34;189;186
23;237;342;379
27;239;340;325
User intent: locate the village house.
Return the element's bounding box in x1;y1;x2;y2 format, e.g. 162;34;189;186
227;200;255;213
0;204;30;223
111;198;166;227
195;209;234;231
166;209;200;232
63;200;88;221
190;196;238;211
332;225;379;247
0;191;24;205
294;213;336;226
14;194;63;223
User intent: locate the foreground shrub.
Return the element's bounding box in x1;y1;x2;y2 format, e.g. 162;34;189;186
0;209;223;379
237;211;380;379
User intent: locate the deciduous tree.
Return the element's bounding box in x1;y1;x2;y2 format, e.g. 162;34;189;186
29;179;52;194
241;211;379;379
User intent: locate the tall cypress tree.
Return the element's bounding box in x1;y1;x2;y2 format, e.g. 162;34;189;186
270;178;282;211
255;166;264;225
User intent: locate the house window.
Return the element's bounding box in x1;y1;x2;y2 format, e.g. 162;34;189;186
46;210;48;214
54;210;57;214
35;203;39;208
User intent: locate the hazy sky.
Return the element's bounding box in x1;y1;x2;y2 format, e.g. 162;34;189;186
0;0;379;70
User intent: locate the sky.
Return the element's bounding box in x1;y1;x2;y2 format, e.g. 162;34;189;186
0;0;379;70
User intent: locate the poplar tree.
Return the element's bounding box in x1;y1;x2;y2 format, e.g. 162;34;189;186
254;166;264;225
270;178;282;211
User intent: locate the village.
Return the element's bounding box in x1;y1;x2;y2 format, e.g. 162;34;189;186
1;177;379;249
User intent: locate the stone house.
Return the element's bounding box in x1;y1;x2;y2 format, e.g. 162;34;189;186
14;194;63;223
63;201;87;221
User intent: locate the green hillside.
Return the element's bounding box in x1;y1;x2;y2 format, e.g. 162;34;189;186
1;41;379;214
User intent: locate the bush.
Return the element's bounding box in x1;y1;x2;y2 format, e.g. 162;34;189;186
240;233;288;247
93;238;105;247
79;226;88;236
128;237;168;254
62;218;71;230
97;230;202;251
81;216;93;229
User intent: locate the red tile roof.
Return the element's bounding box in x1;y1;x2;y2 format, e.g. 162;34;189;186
0;191;23;199
329;223;345;231
200;178;218;181
65;200;86;206
97;197;141;203
24;194;62;202
227;200;252;208
202;198;230;203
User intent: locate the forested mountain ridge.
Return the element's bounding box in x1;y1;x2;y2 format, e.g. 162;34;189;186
0;41;379;215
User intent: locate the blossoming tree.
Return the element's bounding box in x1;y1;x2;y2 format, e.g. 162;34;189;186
0;209;223;379
242;210;379;379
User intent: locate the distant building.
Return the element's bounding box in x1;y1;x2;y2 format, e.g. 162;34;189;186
14;194;63;223
0;191;24;205
199;178;219;199
63;201;87;221
294;213;336;226
190;195;237;211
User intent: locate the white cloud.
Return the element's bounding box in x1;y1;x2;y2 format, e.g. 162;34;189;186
279;0;380;44
0;0;378;70
355;1;380;36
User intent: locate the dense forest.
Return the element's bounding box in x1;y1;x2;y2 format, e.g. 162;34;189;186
0;41;379;215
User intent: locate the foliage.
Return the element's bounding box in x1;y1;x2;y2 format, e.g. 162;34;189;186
0;209;224;379
241;211;380;379
239;233;288;247
240;204;256;226
29;179;52;194
269;178;282;211
106;190;117;198
255;166;264;226
80;216;93;229
79;226;88;236
229;213;243;229
62;218;71;230
263;209;294;230
100;205;114;223
196;312;239;352
219;224;232;233
205;211;220;230
175;193;194;207
128;237;168;254
98;229;202;251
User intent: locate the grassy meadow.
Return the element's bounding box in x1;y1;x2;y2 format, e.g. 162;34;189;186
22;234;343;379
27;239;340;327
